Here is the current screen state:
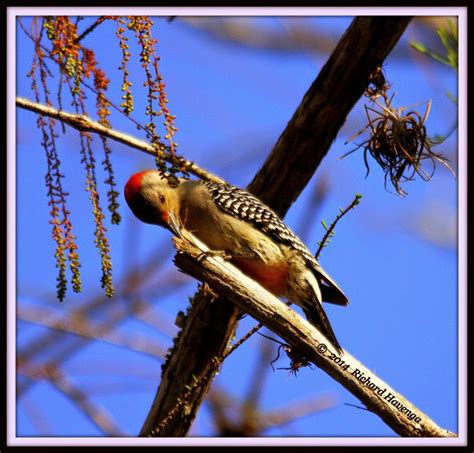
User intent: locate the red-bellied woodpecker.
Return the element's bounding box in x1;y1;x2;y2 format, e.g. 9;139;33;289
124;170;348;352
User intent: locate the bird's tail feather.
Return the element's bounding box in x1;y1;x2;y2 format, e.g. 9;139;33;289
310;263;349;306
320;281;349;306
304;290;343;354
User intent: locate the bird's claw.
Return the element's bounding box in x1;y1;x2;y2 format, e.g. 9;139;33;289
197;249;232;262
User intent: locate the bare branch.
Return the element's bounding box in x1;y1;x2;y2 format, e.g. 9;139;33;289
47;368;124;436
180;17;446;61
205;385;335;436
16;97;225;185
16;242;179;397
74;16;108;43
260;394;336;431
171;233;455;438
21;363;124;436
17;304;167;361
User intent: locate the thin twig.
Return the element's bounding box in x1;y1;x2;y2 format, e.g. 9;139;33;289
315;193;362;260
147;320;264;436
74;16;108;43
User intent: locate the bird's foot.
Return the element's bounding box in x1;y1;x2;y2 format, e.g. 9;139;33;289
196;249;232;262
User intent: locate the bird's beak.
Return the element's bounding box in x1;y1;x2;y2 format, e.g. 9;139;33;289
168;211;184;239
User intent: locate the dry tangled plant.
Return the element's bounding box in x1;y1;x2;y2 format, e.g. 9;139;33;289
342;67;455;196
20;16;182;301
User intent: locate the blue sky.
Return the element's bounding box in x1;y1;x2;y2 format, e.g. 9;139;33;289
12;12;462;442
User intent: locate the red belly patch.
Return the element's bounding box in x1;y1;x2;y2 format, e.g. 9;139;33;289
230;257;288;296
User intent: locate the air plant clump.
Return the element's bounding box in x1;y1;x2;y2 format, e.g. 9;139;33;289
365;65;391;101
343;91;455;196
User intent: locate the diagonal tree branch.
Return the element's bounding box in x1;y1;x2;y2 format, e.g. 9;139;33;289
139;16;414;437
172;234;455;438
17;303;167;361
249;16;413;212
47;368;124;436
15;97;225;185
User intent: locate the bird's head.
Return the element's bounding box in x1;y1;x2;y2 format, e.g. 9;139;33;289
124;170;182;236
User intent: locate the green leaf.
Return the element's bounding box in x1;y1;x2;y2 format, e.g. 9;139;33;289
410;41;427;53
446;91;458;105
410;20;458;71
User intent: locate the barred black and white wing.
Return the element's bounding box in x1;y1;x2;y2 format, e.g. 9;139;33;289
203;181;348;306
203;181;308;254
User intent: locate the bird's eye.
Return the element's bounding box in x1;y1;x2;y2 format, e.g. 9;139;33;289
159;194;165;203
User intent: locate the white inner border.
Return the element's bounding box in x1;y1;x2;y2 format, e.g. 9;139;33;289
7;6;468;447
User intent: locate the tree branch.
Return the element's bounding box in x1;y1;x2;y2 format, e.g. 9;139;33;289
180;17;440;61
249;16;413;212
15;97;225;185
139;16;414;437
16;17;419;437
17;303;166;361
171;234;455;438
